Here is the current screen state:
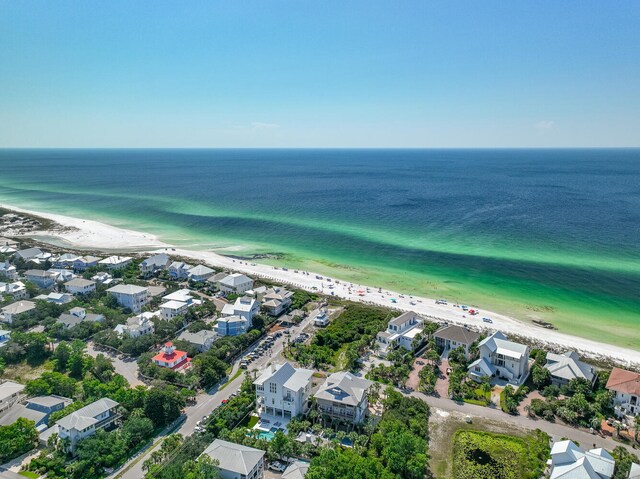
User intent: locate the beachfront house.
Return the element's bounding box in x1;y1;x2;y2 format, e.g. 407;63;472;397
548;440;614;479
434;324;481;359
544;351;596;387
222;296;259;322
606;367;640;420
254;362;313;421
0;261;18;280
177;329;217;352
139;253;171;277
200;439;265;479
73;255;102;271
261;287;293;316
152;342;191;370
468;331;530;386
0;281;28;299
98;255;132;270
216;315;250;337
0;395;72;429
187;265;215;282
106;284;149;312
0;381;26;416
218;273;254;294
1;300;36;324
14;247;43;262
114;313;155;337
56;398;120;453
375;311;424;357
313;372;373;424
53;253;81;269
64;278;96;295
24;269;55;289
57;307;105;329
168;261;193;279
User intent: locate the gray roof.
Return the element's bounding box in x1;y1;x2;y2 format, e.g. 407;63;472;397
254;363;313;392
0;403;46;426
15;247;42;259
220;273;252;287
314;372;373;406
56;398;118;431
141;254;170;268
545;351;595;383
25;269;50;278
283;460;310;479
65;278;96;288
479;331;528;359
201;439;265;475
629;463;640;479
27;395;72;408
0;381;25;401
2;300;36;315
178;329;217;346
188;265;215;276
434;325;481;345
389;311;419;327
107;284;147;294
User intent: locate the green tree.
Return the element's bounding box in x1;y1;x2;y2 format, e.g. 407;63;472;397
0;418;39;463
53;341;71;372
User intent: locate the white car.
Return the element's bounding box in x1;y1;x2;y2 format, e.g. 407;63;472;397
268;461;287;472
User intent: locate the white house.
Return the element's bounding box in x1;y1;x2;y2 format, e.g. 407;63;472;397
56;398;119;452
0;281;28;299
57;307;105;329
14;247;43;262
200;439;265;479
65;278;96;295
114;314;155;337
544;351;596;387
548;440;614;479
47;268;76;284
73;255;102;271
98;256;132;270
24;269;55;289
313;310;329;327
218;273;254;294
53;253;81;269
177;329;217;352
139;254;170;277
606;367;640;420
222;296;259;322
375;311;424;357
313;372;373;424
254;363;313;420
468;331;530;385
216;315;250;337
106;284;149;312
160;300;190;320
187;265;215;282
39;292;74;305
167;261;193;279
434;325;481;359
1;300;36;324
261;287;293;316
0;381;25;416
0;261;18;280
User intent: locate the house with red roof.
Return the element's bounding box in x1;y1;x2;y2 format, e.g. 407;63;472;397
606;367;640;420
152;342;191;371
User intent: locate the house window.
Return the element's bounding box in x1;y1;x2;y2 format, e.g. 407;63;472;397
270;382;277;394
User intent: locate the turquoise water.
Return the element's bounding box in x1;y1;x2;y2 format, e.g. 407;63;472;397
0;149;638;347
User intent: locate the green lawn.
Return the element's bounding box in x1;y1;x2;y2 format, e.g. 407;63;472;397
220;369;242;390
19;471;39;479
452;429;549;479
246;415;259;428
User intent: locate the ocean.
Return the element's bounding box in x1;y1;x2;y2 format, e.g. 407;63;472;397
0;148;639;348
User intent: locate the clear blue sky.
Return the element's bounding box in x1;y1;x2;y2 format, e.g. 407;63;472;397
1;1;638;147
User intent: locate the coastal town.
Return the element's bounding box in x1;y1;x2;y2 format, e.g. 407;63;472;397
0;208;638;479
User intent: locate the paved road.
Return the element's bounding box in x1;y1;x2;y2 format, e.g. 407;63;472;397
411;390;640;458
86;341;144;387
115;313;317;479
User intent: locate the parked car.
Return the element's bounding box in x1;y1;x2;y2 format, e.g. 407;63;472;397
268;461;288;472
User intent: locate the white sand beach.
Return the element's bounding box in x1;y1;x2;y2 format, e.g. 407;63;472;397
5;203;640;367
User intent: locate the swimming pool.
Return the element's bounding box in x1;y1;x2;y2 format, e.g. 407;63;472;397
255;426;283;441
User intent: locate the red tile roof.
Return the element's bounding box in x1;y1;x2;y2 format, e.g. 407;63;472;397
606;367;640;396
152;349;187;364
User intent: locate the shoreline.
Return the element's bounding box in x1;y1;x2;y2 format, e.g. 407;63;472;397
2;202;640;367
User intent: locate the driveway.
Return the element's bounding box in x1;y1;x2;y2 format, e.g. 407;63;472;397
86;341;143;387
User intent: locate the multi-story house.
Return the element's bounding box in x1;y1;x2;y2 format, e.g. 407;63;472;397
187;265;215;282
73;255;102;271
434;324;481;359
261;287;293;316
1;300;36;324
254;363;313;420
0;381;26;416
549;440;614;479
98;256;132;270
0;281;28;299
168;261;193;280
0;261;18;280
468;331;530;385
544;351;596;387
106;284;149;312
313;372;373;424
215;315;249;337
221;296;259;322
24;269;55;289
0;395;72;428
606;367;640;420
201;439;265;479
151;342;191;370
114;313;155;337
57;307;105;329
177;330;217;352
139;254;171;277
64;278;96;295
56;398;120;452
218;273;254;294
375;311;424;357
